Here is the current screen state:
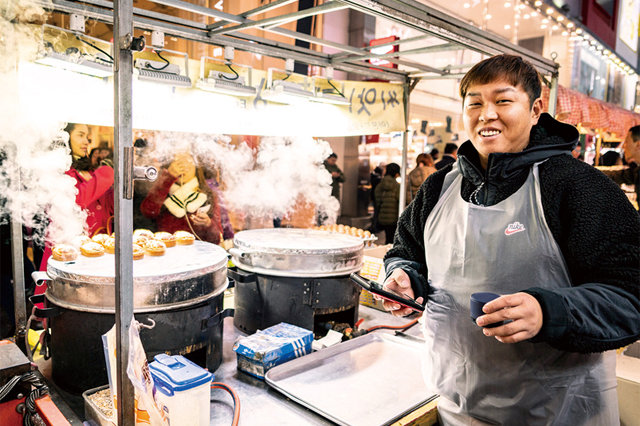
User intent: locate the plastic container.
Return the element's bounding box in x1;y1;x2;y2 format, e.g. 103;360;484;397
470;292;504;328
149;354;213;426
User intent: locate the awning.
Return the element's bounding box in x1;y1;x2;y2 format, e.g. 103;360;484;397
542;85;640;137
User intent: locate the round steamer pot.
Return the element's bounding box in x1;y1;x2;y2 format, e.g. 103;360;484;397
230;228;365;334
37;241;230;394
230;228;364;277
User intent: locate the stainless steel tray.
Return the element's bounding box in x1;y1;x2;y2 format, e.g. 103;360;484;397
265;332;437;426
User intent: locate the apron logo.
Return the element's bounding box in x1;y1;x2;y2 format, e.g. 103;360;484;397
504;222;526;236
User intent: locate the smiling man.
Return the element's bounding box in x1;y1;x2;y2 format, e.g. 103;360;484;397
380;55;640;424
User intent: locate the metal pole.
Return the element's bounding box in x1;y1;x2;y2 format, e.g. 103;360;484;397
10;217;27;352
548;70;559;118
114;0;135;424
398;79;411;214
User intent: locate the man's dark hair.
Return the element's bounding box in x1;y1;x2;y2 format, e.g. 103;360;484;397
629;125;640;142
599;150;621;166
385;163;401;177
459;54;542;108
444;143;458;154
328;153;338;159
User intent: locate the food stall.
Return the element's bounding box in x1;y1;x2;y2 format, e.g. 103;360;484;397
2;0;561;424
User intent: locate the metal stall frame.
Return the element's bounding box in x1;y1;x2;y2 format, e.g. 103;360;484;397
16;0;559;423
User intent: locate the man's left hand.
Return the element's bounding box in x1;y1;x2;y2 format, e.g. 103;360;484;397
476;292;543;343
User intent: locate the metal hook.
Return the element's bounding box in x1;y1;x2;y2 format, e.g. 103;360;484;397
138;318;156;330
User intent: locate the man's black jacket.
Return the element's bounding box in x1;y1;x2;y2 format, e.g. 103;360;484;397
385;113;640;353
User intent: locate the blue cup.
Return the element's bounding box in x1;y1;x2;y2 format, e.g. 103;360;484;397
470;292;503;328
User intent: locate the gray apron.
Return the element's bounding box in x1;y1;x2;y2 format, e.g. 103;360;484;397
421;163;618;425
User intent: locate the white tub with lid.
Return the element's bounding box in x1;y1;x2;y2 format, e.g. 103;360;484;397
149;354;213;426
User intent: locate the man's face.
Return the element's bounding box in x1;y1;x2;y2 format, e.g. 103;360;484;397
326;157;337;166
463;79;542;168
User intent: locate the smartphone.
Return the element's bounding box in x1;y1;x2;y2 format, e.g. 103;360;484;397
349;273;424;312
197;204;211;214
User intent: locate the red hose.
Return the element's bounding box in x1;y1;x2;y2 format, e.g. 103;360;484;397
211;382;240;426
365;318;419;333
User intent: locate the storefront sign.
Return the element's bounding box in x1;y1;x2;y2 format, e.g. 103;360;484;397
368;36;399;69
618;0;639;52
18;62;405;136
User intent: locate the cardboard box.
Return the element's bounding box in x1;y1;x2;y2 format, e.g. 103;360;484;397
233;323;313;379
358;255;387;311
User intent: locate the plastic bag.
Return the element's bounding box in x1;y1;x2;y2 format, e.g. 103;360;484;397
102;319;168;425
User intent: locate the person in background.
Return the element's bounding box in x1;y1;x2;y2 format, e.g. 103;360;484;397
381;55;639;424
141;151;223;244
429;147;440;162
600;125;640;210
599;150;623;166
89;147;112;169
202;167;234;241
40;123;114;270
132;138;158;231
571;142;583;160
407;153;436;203
374;162;401;244
434;142;458;170
324;153;345;202
369;165;384;233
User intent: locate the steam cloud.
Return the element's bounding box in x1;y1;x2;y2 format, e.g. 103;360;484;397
139;132;339;226
0;0;87;247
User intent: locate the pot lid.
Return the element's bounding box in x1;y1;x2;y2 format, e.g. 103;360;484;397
231;228;364;277
233;228;364;254
47;240;228;285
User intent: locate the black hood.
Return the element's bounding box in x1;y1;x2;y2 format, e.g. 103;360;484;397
456;113;578;186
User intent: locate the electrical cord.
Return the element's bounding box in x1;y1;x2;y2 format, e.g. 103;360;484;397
211;382;240;426
0;372;49;426
327;79;346;98
145;50;170;71
74;35;113;64
221;64;239;80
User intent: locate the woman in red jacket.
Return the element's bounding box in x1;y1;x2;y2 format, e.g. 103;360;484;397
39;123;114;271
140;151;222;244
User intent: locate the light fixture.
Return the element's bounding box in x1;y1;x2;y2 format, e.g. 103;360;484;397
575;28;583;34
34;24;113;78
534;0;542;6
504;24;511;29
546;7;554;14
530;11;538;16
562;31;568;36
485;14;492;19
557;16;564;21
504;1;511;7
463;2;471;7
542;18;549;23
196;48;257;97
134;47;191;87
262;60;316;105
541;24;547;29
567;22;574;28
552;25;558;30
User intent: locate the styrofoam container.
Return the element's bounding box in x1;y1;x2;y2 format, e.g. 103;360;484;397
149;354;213;426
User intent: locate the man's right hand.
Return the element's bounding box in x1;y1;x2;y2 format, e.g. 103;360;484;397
379;269;423;317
